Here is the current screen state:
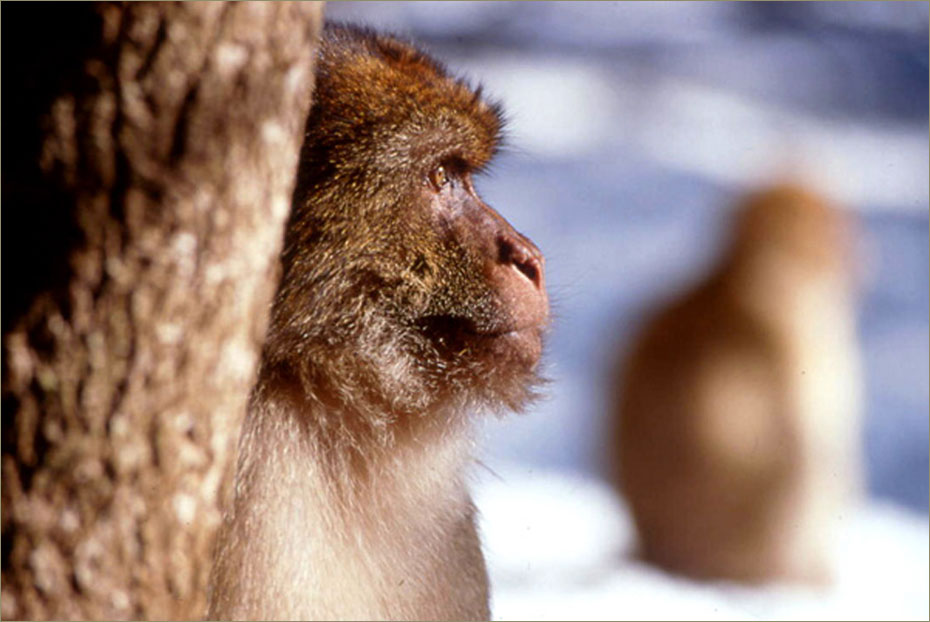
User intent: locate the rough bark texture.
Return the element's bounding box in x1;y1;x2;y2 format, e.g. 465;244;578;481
1;3;323;619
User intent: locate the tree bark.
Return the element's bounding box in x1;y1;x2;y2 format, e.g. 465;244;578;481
1;3;323;619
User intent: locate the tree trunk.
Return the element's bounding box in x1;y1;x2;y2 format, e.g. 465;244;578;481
1;3;323;619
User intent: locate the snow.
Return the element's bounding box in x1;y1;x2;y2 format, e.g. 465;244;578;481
476;465;930;621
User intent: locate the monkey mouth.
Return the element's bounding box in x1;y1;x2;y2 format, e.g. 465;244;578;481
417;315;544;339
472;325;544;339
415;315;545;368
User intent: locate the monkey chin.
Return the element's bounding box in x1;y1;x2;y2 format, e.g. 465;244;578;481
448;323;548;415
476;325;545;369
419;314;546;371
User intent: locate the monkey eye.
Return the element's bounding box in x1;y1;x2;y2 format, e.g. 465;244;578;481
428;165;451;191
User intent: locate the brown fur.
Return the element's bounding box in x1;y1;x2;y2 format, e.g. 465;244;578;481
208;23;548;620
611;185;862;584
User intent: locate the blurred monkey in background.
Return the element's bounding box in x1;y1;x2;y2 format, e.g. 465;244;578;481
611;184;862;584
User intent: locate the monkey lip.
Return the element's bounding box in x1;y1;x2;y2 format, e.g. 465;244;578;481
418;315;546;338
469;324;545;339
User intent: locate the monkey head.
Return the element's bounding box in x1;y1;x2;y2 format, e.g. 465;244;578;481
727;184;856;284
263;24;549;432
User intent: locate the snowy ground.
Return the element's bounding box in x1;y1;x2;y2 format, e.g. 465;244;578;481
477;465;929;621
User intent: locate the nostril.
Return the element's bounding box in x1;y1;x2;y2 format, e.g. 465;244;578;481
498;235;542;288
516;259;540;288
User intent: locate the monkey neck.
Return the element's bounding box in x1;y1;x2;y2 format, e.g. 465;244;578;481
240;375;475;515
212;381;483;619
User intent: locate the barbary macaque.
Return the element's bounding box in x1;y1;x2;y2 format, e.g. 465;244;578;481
611;184;862;584
208;23;548;620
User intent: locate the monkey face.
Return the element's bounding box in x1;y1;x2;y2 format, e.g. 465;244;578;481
410;160;547;358
264;24;549;421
